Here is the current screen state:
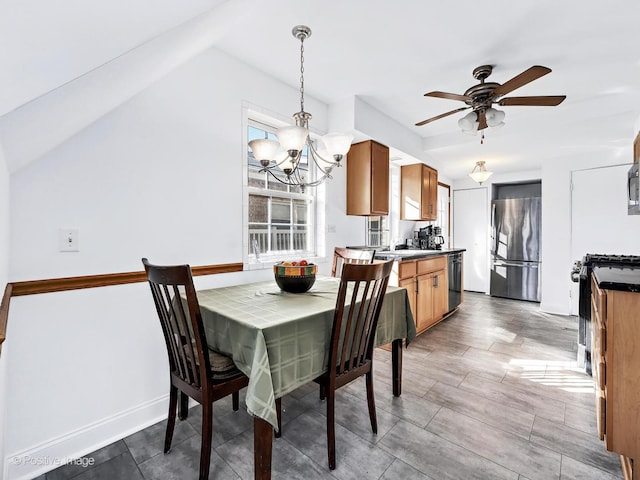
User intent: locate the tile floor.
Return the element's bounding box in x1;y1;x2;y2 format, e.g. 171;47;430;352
38;292;623;479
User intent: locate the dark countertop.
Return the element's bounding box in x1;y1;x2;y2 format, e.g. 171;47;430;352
593;266;640;293
374;248;466;261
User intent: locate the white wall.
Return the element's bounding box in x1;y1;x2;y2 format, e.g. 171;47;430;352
4;46;361;479
0;144;10;480
449;147;639;316
0;0;260;173
539;162;572;313
541;148;638;314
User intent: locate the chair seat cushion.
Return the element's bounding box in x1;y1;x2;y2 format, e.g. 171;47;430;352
188;339;244;381
207;348;244;381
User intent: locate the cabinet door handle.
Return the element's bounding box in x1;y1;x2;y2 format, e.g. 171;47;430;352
415;278;419;294
434;275;438;288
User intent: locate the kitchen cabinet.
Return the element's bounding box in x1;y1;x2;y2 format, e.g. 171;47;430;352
346;139;389;216
395;255;448;335
591;273;640;479
400;163;438;221
399;276;417;323
417;256;448;332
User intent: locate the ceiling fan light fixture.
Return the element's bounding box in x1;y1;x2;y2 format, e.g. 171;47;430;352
416;65;565;135
469;160;493;184
458;111;478;131
485;107;506;128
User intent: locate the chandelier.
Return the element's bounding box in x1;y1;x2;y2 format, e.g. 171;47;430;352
468;161;494;184
248;25;353;190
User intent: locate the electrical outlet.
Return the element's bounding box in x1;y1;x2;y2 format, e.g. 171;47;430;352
59;228;79;252
327;224;336;233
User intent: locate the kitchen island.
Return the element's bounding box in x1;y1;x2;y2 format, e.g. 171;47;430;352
375;249;466;336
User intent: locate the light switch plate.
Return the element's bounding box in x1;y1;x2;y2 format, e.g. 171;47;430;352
59;228;79;252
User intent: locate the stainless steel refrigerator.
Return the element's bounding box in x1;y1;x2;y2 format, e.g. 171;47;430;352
490;197;541;302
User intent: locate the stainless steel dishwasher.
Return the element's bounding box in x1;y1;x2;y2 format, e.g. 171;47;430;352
448;252;463;312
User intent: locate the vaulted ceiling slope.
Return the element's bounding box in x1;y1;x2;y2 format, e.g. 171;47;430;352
1;0;639;178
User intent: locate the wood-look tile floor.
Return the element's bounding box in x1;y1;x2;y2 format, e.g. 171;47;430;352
38;292;623;479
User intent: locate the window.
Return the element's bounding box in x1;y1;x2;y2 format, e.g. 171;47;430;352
247;121;316;259
366;216;389;247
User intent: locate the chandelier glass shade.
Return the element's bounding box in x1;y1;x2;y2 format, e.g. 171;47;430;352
248;25;353;189
468;160;494;184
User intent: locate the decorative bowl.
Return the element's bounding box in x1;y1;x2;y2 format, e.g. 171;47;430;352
273;262;317;293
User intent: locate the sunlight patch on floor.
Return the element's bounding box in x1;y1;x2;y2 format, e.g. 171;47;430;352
509;358;594;393
491;327;520;342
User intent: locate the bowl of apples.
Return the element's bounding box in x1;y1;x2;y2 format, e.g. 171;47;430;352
273;259;317;293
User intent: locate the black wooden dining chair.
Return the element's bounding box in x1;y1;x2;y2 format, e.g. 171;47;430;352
330;247;376;277
315;259;394;470
142;258;249;480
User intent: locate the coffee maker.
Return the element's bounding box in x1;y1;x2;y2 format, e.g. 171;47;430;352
417;225;445;250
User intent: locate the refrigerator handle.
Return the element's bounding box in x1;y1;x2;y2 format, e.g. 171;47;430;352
490;202;497;253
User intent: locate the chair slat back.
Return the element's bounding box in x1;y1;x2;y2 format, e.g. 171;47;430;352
328;260;393;378
142;258;209;390
331;247;376;277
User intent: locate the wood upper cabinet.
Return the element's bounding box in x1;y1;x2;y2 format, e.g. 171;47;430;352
346;140;389;216
401;163;438;221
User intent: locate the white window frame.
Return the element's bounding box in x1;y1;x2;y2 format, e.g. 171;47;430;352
365;216;390;248
242;110;325;269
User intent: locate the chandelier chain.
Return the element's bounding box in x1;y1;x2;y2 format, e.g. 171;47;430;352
299;36;305;113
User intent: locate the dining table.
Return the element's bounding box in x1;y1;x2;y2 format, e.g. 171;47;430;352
194;274;416;479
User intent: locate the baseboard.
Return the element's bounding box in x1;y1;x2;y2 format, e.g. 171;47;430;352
539;301;571;316
4;393;170;480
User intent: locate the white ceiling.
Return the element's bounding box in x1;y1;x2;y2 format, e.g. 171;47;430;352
2;0;640;179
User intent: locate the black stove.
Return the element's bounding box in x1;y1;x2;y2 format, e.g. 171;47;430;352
571;253;640;375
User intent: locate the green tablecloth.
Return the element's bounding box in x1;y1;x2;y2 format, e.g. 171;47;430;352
195;275;416;429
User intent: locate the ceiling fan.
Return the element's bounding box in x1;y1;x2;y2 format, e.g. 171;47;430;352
415;65;566;131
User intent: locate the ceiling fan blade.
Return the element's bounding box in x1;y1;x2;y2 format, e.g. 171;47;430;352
498;95;566;106
493;66;552;96
415;107;469;126
425;91;471;102
477;111;488;130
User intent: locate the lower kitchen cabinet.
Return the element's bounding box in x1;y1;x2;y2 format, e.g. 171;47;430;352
591;273;640;480
395;255;448;335
399;276;417;324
